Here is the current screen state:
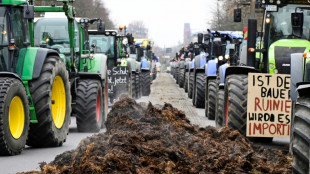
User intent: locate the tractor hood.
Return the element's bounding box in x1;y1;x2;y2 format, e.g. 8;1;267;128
268;39;310;74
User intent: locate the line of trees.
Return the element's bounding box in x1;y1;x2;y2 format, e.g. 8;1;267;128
209;0;263;31
34;0;115;29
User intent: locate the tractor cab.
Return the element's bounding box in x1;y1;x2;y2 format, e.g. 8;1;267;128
0;1;33;73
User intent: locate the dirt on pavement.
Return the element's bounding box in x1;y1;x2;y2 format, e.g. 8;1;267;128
20;97;291;174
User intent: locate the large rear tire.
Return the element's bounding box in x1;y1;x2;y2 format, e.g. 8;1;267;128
215;88;224;127
292;96;310;174
175;68;179;84
141;71;151;96
27;56;71;147
178;68;185;88
188;72;194;99
0;78;29;155
75;79;103;132
206;79;216;120
184;72;189;93
194;72;205;108
135;73;141;99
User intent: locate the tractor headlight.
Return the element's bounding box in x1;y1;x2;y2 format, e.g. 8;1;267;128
274;69;278;74
269;63;274;69
225;55;230;59
219;56;223;61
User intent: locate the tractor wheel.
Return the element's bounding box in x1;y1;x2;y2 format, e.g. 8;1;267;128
292;96;310;174
224;74;248;135
131;73;136;99
102;78;108;129
135;73;141;99
206;79;216;120
194;72;205;108
215;88;224;127
184;72;189;93
27;56;71;147
142;71;151;96
224;74;273;142
178;69;185;88
75;79;103;132
175;68;179;84
0;78;29;155
188;72;194;99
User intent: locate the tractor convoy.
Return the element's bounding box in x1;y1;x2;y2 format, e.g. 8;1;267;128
1;0;309;173
0;0;152;156
172;1;310;173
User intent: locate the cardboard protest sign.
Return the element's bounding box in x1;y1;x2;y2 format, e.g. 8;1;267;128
247;73;291;138
107;66;129;105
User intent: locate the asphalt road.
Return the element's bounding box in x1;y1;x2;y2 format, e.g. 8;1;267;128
0;72;289;174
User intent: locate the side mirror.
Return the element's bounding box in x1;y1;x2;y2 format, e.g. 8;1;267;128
23;5;34;20
234;8;242;22
97;21;105;33
291;12;304;38
198;33;203;44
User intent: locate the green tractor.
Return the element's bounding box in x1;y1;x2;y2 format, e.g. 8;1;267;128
88;27;138;103
225;1;310;173
0;0;71;155
33;0;108;133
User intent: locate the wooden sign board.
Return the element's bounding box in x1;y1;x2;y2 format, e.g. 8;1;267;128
247;73;291;138
107;66;129;105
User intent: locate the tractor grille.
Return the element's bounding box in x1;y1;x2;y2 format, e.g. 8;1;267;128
274;46;305;74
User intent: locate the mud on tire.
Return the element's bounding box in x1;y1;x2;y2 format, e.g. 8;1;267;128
27;56;71;147
292;96;310;174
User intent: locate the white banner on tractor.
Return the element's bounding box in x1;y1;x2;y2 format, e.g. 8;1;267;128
247;73;291;138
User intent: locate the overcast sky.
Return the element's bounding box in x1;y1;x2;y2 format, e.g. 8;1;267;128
102;0;217;47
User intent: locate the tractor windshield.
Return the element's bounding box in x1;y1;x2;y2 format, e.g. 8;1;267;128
34;18;73;54
268;5;310;44
0;7;8;46
89;34;115;58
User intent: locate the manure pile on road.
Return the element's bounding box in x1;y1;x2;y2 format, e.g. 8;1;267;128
22;98;291;174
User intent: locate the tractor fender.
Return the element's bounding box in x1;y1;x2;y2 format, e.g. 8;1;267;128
296;82;310;98
179;60;185;69
225;66;259;79
127;57;136;72
206;59;217;77
194;53;207;69
89;53;108;80
0;72;23;83
218;63;229;84
136;62;141;73
24;48;60;81
290;53;304;102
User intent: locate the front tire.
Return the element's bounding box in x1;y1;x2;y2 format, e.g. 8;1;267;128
184;72;189;93
0;78;29;155
141;71;151;96
188;72;194;99
215;88;224;127
206;79;216;120
131;73;136;99
194;72;205;108
75;79;103;133
178;68;185;88
292;96;310;174
27;56;71;147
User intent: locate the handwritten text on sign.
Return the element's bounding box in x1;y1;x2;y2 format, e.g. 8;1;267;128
107;66;129;105
247;73;291;138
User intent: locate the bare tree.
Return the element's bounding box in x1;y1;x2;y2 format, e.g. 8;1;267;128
127;21;149;39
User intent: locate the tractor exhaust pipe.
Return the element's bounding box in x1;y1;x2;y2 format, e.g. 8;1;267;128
247;19;257;68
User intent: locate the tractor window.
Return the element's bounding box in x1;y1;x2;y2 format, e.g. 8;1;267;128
0;7;8;45
34;18;70;54
11;8;28;49
89;35;115;58
269;5;310;44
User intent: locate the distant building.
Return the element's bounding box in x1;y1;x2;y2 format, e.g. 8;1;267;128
184;23;191;45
